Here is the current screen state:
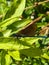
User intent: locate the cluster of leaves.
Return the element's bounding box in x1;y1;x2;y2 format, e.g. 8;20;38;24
0;0;49;65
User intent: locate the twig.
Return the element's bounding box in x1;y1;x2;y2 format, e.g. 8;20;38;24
25;0;49;10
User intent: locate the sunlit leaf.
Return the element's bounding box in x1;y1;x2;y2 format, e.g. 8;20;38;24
20;37;42;45
5;54;11;65
3;29;12;37
41;53;49;60
0;0;26;29
11;0;26;18
0;37;30;50
8;51;21;61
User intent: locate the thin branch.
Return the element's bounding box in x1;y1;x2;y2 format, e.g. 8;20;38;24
25;0;49;10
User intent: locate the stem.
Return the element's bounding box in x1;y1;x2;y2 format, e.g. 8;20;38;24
25;0;49;10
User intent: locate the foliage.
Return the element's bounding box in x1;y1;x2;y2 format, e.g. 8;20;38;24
0;0;49;65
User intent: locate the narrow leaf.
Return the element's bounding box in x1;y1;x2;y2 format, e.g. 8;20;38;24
12;0;26;18
1;50;6;65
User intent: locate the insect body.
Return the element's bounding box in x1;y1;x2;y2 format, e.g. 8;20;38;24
17;16;42;36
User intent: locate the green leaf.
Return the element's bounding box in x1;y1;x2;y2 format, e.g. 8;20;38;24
20;37;42;46
4;0;19;19
41;53;49;60
10;19;32;35
0;37;29;50
0;0;26;29
8;51;21;61
4;0;26;19
44;38;49;44
0;37;42;50
1;50;6;65
0;17;19;29
20;47;43;58
2;29;12;37
0;19;32;36
12;19;31;28
11;0;26;18
45;2;49;8
5;54;11;65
